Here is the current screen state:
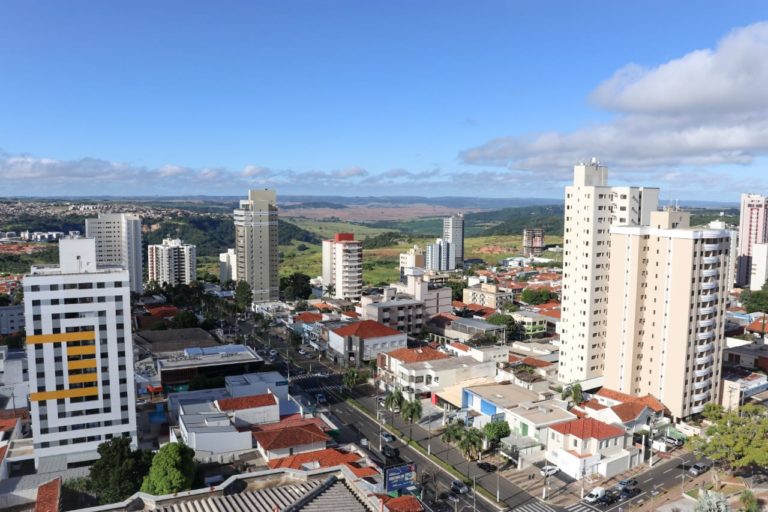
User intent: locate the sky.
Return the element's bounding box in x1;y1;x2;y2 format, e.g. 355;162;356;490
1;1;767;201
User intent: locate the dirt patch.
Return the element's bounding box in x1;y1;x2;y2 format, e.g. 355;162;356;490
476;244;515;255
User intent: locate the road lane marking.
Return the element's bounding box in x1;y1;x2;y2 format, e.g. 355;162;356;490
643;478;652;483
663;468;673;474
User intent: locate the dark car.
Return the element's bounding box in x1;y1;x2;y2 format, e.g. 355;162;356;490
619;478;639;490
438;491;460;504
382;445;400;458
619;487;641;501
477;462;498;472
450;480;470;494
597;489;621;507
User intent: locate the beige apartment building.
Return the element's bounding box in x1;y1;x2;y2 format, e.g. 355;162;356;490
147;238;197;286
234;190;279;302
399;245;425;280
737;193;768;287
84;213;143;294
321;233;363;301
558;160;659;386
604;211;731;420
462;283;514;309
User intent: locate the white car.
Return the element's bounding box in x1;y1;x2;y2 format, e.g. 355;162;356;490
381;432;395;443
269;349;278;356
298;349;307;355
540;465;559;477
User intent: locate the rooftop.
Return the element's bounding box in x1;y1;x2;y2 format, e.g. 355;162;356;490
595;388;666;414
34;477;62;512
509;400;575;426
253;423;329;451
268;447;380;478
134;327;219;353
402;355;481;372
550;418;625;440
217;393;277;411
332;320;402;339
158;344;261;370
386;346;449;364
465;383;541;409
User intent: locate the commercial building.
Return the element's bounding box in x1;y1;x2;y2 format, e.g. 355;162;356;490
234;190;279;303
147;238;197;286
522;228;545;257
23;238;137;469
0;346;28;410
604;211;731;419
391;268;452;315
155;345;263;391
719;366;768;411
751;243;768;291
462;283;515;309
443;214;464;267
84;213;143;293
218;248;238;284
398;246;425;281
0;305;24;335
425;239;455;272
328;320;407;367
321;233;363;301
737;193;768;287
558;159;659;386
361;292;425;335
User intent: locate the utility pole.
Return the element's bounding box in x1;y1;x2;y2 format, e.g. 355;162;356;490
473;475;476;512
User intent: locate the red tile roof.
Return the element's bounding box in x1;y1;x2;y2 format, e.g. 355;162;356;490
452;300;467;308
294;312;323;323
610;402;648;422
0;418;18;433
253;423;329;451
268;447;379;478
595;388;666;414
449;342;470;353
0;445;6;466
380;495;423;512
342;310;361;318
387;347;449;363
521;356;553;368
315;302;335;311
581;399;607;411
146;305;179;318
35;477;62;512
538;309;561;320
217;393;276;411
550;418;625;440
332;320;402;339
747;317;768;334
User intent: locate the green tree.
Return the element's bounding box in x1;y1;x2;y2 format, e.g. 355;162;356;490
171;310;199;329
442;420;465;444
141;443;196;496
279;272;313;301
520;288;553;305
561;383;584;404
740;490;759;512
457;427;484;460
483;420;511;447
702;403;725;421
323;283;336;298
343;368;360;391
384;388;404;412
401;399;423;440
694;490;731;512
234;281;253;313
0;294;11;307
88;437;153;504
447;281;467;301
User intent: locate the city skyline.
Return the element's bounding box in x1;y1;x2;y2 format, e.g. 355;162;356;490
1;3;767;200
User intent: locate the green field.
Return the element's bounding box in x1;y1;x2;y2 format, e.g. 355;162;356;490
283;218;393;240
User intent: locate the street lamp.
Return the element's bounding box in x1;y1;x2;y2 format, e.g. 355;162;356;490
473;474;477;512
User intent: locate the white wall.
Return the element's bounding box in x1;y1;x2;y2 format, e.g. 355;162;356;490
232;403;280;428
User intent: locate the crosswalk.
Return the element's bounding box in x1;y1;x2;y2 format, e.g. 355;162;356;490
511;501;597;512
564;504;599;512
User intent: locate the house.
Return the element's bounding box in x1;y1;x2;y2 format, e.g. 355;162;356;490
215;393;280;428
462;383;551;429
720;366;768;410
377;347;449;391
444;342;509;363
546;418;641;480
328;321;407;367
395;356;497;399
511;311;548;338
429;316;507;344
268;446;380;478
592;388;667;419
575;400;654;434
462;283;515;309
253;422;329;461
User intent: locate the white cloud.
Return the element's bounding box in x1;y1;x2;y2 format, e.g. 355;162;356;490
460;21;768;173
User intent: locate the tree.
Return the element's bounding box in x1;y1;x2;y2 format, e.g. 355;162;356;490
448;281;467;301
234;281;253;313
171;310;198;329
141;443;196;496
442;420;465;444
561;383;584;404
702;403;725;422
740;490;759;512
88;437;153;504
457;427;484;460
384;388;404;412
484;420;511;447
343;368;360;391
323;283;336;298
520;288;553;305
280;272;313;301
0;294;10;307
694;490;731;512
401;399;423;440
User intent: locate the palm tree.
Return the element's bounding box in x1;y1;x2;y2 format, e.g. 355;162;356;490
457;427;483;461
441;420;465;444
323;283;335;298
343;368;359;393
384;388;404;413
401;399;423;440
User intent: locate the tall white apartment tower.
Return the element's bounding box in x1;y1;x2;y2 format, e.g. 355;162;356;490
557;159;659;386
234;190;279;303
321;233;363;301
218;248;238;284
442;214;464;268
425;238;455;272
604;211;730;420
147;238;197;286
736;194;768;287
84;213;143;294
24;238;137;469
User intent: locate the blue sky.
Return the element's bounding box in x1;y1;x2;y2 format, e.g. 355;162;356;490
1;1;767;200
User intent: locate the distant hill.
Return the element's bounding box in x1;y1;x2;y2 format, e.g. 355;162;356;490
472;205;565;236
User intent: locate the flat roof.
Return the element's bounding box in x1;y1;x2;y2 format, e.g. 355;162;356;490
158;345;261;370
451;317;504;330
401;355;484;372
508;399;575;426
181;412;239;434
134;327;219;353
466;383;542;409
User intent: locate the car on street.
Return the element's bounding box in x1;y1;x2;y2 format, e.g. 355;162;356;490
381;432;395;443
450;480;469;494
382;445;399;458
584;487;606;504
477;462;497;472
377;397;386;407
269;349;278;356
597;489;621;507
665;436;684;447
316;392;327;405
540;465;559;477
689;462;710;476
298;349;307;355
619;487;641;502
619;478;639;490
438;492;460;504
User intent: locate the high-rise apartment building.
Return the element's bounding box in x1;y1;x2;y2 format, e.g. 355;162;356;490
737;193;768;287
442;214;464;268
750;243;768;291
219;248;238;284
399;245;425;281
147;238;197;286
604;211;730;420
558;159;659;386
85;213;143;294
321;233;363;301
234;190;279;303
425;238;455;272
24;238;137;468
522;228;545;257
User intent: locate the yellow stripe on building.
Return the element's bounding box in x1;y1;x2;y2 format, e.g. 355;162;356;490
67;345;97;356
68;373;99;384
30;387;99;401
68;359;98;371
27;331;96;345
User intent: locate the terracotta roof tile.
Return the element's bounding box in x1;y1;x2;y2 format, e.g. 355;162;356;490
509;354;522;363
550;418;625;440
268;447;380;478
0;418;18;433
581;399;607;411
217;393;276;411
332;320;402;339
380;495;423;512
253;423;329;451
595;388;666;413
35;477;62;512
538;309;561;319
610;402;648;422
387;347;449;363
452;300;467;308
342;310;361;318
449;342;470;353
294;311;323;323
747;318;768;334
521;356;553;368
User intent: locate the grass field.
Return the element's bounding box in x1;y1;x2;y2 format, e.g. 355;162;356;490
282;218;393;240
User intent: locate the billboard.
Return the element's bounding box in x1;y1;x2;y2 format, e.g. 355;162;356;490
385;463;417;493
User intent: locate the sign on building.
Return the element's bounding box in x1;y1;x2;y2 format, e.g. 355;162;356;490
385;463;417;493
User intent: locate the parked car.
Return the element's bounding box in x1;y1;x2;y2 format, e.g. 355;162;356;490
298;348;307;355
382;445;399;458
381;431;395;443
540;465;559;477
665;436;684;447
477;462;497;472
619;478;639;490
269;349;278;356
597;489;621;507
450;480;469;494
689;462;710;476
378;397;386;407
438;492;460;504
619;487;641;502
316;392;327;405
584;487;606;504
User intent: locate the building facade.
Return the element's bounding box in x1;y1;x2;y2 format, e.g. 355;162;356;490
84;213;143;294
0;304;24;335
737;193;768;287
23;238;137;468
425;239;455;272
218;248;238;284
321;233;363;301
234;190;279;302
751;243;768;292
147;238;197;286
399;246;425;281
462;283;515;309
442;214;464;267
557;159;659;386
523;228;545;257
604;211;730;419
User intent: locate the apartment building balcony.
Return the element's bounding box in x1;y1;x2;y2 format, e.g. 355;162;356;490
695;342;714;354
698;305;716;315
702;243;721;251
695;354;714;365
693;367;712;378
702;255;720;265
701;269;719;278
701;281;717;291
693;380;710;391
692;390;711;402
690;403;706;415
698;293;717;304
697;318;716;328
